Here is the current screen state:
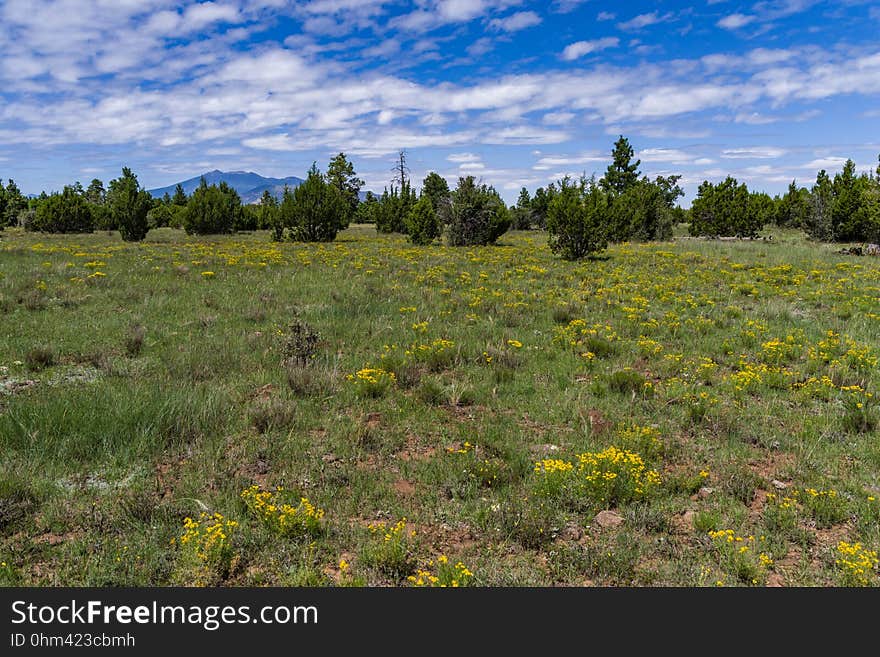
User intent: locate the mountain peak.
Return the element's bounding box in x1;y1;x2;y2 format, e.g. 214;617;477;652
148;170;305;204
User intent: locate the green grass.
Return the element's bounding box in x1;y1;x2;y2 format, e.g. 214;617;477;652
0;225;878;587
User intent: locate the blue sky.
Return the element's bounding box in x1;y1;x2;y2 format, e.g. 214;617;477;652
1;0;879;203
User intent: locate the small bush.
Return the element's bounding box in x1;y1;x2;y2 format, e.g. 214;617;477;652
445;176;510;246
405;195;441;245
607;369;651;395
241;485;324;538
360;519;416;577
124;324;145;358
25;346;55;371
280;320;320;368
249;400;297;434
545;176;609;260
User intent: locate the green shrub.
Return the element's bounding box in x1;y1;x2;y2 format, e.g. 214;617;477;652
280;164;347;242
545;176;609;260
31;187;94;233
405;195;440;245
446;176;510;246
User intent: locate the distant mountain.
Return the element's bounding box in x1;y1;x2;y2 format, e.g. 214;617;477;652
148;170;305;204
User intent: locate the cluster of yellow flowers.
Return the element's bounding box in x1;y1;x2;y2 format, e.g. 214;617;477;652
346;367;396;397
408;555;474;587
368;518;414;543
835;541;878;586
173;512;238;567
240;485;324;538
534;446;660;505
708;529;773;585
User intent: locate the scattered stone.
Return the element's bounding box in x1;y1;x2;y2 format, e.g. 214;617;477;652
559;522;583;541
771;479;790;490
594;510;624;528
697;486;715;500
529;443;560;456
321;453;339;464
682;510;697;527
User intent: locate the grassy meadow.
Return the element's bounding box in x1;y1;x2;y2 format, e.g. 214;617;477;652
1;224;878;587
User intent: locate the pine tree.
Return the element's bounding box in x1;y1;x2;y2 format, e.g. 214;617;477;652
86;179;106;205
327;152;363;227
511;187;534;230
601;136;641;196
172;183;188;206
3;179;27;227
108;168;153;242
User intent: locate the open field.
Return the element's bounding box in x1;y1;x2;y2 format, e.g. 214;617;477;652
1;225;878;587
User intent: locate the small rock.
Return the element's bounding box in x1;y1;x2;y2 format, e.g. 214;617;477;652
529;443;560;456
321;453;339;464
697;486;715;500
594;510;624;528
682;510;696;527
559;522;583;541
771;479;789;490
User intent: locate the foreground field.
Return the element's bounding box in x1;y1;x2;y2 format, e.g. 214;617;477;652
1;225;878;587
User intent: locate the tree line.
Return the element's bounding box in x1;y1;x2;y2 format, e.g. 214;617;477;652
2;138;879;259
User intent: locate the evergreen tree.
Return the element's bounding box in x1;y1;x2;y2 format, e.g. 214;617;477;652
601;135;641;195
375;182;416;234
280;164;347;242
511;187;534;230
546;176;609;260
172;183;188;206
832;159;862;241
445;176;510;246
421;172;451;216
86;178;106;205
3;179;27;227
31;186;94;233
609;177;680;242
530;185;555;229
405;194;441;245
689;177;762;238
108;167;152;241
775;181;810;228
326;152;363;226
354;191;379;224
183;178;239;235
805;170;834;241
259;189;282;240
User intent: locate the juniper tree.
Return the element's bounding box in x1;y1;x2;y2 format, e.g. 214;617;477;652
108;167;152;241
280;164;347;242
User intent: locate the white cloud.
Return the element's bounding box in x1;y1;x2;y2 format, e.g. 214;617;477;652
561;37;619;61
489;11;541;32
639;148;697;164
447;152;481;162
597;11;615;21
617;11;672;31
717;13;756;29
722;146;788;159
542;111;575;125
